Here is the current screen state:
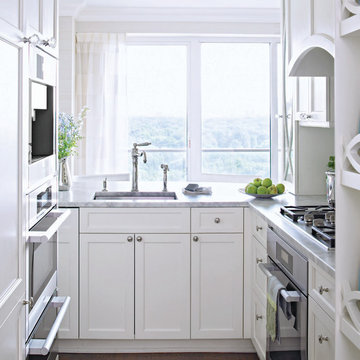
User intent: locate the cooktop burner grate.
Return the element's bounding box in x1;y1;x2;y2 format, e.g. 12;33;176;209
280;205;334;223
311;225;335;249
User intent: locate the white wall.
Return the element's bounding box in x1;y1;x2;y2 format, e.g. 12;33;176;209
75;21;279;35
59;16;76;114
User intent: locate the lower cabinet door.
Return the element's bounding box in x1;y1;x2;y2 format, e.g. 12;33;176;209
135;233;190;339
191;233;243;339
80;233;134;339
251;292;266;360
58;208;79;339
308;297;335;360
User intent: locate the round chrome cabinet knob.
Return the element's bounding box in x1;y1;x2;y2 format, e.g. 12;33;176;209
127;236;133;242
193;236;199;242
214;217;220;223
136;236;142;242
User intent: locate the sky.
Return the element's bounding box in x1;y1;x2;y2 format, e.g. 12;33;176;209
126;42;270;119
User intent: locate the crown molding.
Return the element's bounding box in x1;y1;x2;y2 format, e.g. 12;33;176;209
59;0;87;17
74;7;280;23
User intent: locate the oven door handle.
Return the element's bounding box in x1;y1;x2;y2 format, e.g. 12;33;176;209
259;263;301;303
28;296;71;355
28;209;71;243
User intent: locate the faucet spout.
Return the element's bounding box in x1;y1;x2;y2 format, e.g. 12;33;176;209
131;142;151;192
161;164;169;192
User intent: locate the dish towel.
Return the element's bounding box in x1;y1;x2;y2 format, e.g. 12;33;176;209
266;275;285;343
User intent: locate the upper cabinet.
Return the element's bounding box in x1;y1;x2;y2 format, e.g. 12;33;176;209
23;0;58;57
285;0;335;76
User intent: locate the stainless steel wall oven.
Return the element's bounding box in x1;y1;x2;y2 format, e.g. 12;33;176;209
260;227;309;360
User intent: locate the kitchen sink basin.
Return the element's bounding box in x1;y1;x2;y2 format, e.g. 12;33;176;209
93;191;178;201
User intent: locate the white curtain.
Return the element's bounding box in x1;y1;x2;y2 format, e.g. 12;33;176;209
75;33;128;176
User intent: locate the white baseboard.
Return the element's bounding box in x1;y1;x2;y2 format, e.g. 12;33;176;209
55;339;255;354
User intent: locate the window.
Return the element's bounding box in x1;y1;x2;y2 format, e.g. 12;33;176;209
126;37;279;182
126;45;187;181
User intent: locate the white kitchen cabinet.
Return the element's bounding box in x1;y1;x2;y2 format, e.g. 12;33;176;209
191;233;243;339
80;208;190;234
58;208;79;339
191;208;243;233
135;234;190;339
80;233;135;339
309;261;335;320
0;5;26;357
251;291;266;360
295;77;332;127
308;297;335;360
0;296;25;360
23;0;58;57
252;236;267;300
286;0;335;66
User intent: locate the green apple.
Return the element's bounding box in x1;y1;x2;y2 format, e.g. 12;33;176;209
257;186;268;195
276;183;285;194
246;184;257;194
253;178;262;187
268;185;278;194
262;178;272;188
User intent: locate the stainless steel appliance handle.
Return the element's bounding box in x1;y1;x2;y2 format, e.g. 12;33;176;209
259;263;301;303
28;296;71;355
28;209;71;243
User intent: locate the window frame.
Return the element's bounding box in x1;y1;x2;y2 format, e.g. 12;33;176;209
126;35;280;183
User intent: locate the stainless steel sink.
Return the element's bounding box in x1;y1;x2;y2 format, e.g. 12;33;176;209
93;191;178;201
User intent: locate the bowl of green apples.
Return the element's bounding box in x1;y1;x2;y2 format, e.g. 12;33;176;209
239;178;285;198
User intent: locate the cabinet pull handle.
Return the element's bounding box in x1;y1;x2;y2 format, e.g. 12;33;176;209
319;285;329;295
256;257;263;264
256;225;262;231
256;314;263;320
23;297;34;309
214;217;220;223
193;236;199;242
136;236;142;242
300;113;312;120
22;34;40;45
127;236;133;242
318;335;329;344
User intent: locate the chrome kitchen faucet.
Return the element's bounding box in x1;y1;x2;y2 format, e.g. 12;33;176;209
131;142;151;192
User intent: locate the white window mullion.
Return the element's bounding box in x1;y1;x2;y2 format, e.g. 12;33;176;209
188;39;202;181
270;41;279;183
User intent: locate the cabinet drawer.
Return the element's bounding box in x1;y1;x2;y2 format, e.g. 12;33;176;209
80;208;190;233
308;297;335;360
191;208;243;233
309;262;335;319
253;236;267;299
252;212;267;248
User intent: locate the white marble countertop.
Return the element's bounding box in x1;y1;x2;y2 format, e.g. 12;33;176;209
58;180;253;208
59;179;335;275
248;196;335;276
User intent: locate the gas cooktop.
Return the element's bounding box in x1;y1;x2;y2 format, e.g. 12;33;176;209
280;205;335;250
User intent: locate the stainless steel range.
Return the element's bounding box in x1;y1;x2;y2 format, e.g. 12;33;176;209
280;205;335;250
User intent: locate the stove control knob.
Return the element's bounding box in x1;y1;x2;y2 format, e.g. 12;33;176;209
319;285;329;295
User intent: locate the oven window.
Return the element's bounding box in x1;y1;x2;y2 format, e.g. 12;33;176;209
37;186;52;214
276;243;294;274
29;234;57;304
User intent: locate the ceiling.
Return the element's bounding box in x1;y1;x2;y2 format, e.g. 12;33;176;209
59;0;280;22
